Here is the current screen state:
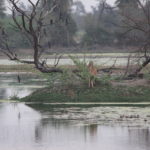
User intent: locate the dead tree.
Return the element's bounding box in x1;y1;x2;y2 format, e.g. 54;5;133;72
102;0;150;77
118;0;150;76
0;0;65;73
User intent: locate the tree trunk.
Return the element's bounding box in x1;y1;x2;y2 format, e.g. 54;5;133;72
127;58;150;78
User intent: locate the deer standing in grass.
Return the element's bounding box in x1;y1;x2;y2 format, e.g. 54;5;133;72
88;61;97;88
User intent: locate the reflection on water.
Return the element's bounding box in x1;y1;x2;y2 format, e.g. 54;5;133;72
0;72;150;150
0;73;46;99
0;102;150;150
0;87;36;99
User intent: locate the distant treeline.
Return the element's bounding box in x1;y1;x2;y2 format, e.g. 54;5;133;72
0;0;148;49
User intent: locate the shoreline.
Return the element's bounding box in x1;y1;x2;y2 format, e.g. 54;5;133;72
1;100;150;107
0;52;147;60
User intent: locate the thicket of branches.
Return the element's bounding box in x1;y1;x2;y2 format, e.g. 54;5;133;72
1;0;150;75
1;0;149;48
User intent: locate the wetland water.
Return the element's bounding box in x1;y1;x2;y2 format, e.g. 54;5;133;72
0;58;130;66
0;103;150;150
0;73;150;150
0;73;46;99
0;53;142;66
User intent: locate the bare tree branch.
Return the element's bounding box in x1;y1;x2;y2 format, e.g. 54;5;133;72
0;0;65;73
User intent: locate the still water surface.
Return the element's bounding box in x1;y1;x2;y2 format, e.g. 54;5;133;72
0;56;140;66
0;73;150;150
0;102;150;150
0;73;46;99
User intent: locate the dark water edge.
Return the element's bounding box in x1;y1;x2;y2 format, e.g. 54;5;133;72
26;102;150;108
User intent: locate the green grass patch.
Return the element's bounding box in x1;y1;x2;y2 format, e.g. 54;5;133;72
21;84;150;103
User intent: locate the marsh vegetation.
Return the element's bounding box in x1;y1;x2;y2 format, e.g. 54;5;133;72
1;0;150;150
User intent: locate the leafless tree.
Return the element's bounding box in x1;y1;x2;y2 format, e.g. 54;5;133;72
0;0;111;78
0;0;65;73
117;0;150;76
101;0;150;77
